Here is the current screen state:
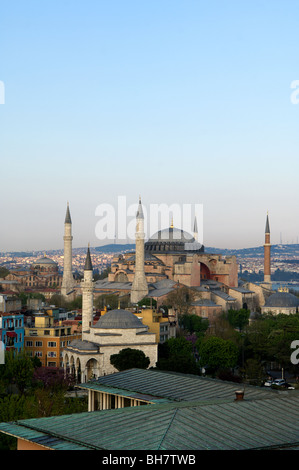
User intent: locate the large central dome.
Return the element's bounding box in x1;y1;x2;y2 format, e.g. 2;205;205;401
145;226;204;253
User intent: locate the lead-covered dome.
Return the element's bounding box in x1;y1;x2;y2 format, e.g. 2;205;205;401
145;226;204;253
95;309;145;329
34;256;57;265
264;292;299;308
31;256;58;272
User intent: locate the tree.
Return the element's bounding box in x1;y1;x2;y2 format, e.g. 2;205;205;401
96;294;119;310
227;309;250;331
197;336;239;375
32;367;75;392
0;267;9;279
156;337;200;375
244;312;299;374
166;286;196;316
1;350;34;394
137;297;157;308
179;314;209;337
110;348;150;371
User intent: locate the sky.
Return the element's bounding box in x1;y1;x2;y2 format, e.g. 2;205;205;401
1;0;299;251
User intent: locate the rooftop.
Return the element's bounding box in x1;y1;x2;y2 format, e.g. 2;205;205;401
1;369;298;450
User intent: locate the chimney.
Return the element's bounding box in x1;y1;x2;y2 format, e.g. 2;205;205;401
234;390;244;401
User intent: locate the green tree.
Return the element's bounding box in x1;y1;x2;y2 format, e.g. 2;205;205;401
197;336;239;374
110;348;150;371
137;297;157;308
0;267;10;278
96;294;119;310
179;314;209;337
156;337;199;375
244;313;299;373
244;358;266;386
1;350;34;394
227;308;250;331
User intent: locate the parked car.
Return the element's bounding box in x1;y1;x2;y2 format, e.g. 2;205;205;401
271;379;295;390
272;379;286;386
264;378;273;387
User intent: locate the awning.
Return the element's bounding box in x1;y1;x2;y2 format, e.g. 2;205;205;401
6;332;17;338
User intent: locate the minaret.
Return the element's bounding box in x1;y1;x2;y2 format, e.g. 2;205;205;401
130;197;148;304
263;212;271;285
82;245;94;337
61;202;74;298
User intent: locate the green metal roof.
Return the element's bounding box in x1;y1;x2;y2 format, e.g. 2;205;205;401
1;395;299;450
79;368;278;403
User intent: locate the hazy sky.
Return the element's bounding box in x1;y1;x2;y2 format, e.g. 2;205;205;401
1;1;299;251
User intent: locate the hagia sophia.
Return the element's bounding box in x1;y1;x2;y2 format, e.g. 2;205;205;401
57;199;296;317
59;198;299;382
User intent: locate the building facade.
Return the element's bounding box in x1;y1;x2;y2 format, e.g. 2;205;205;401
24;313;81;367
0;312;24;354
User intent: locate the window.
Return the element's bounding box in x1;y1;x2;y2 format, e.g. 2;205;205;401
48;351;57;357
48;342;57;348
35;351;43;357
35;341;43;347
26;341;33;347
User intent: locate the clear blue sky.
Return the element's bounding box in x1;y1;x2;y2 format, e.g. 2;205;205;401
1;0;299;251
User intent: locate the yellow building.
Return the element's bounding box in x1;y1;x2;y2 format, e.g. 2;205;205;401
133;308;176;343
24;313;81;367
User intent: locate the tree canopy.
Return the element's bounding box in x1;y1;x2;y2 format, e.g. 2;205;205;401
197;336;239;374
110;348;150;371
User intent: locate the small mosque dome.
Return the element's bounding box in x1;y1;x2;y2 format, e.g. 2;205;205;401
95;309;145;329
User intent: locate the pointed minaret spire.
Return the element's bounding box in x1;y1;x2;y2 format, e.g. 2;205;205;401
263;211;271;286
84;244;93;271
82;244;94;335
65;202;72;224
136;196;144;219
130;196;148;304
265;211;270;234
61;202;75;299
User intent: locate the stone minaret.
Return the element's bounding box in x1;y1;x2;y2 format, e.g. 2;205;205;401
82;245;94;337
61;203;74;298
130;197;148;304
264;212;271;285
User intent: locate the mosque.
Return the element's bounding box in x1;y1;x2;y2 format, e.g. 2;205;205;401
59;200;278;316
60;199;285;382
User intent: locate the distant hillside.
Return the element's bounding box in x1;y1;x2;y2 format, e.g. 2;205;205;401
94;244;135;253
92;243;299;258
2;243;299;259
205;244;299;258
